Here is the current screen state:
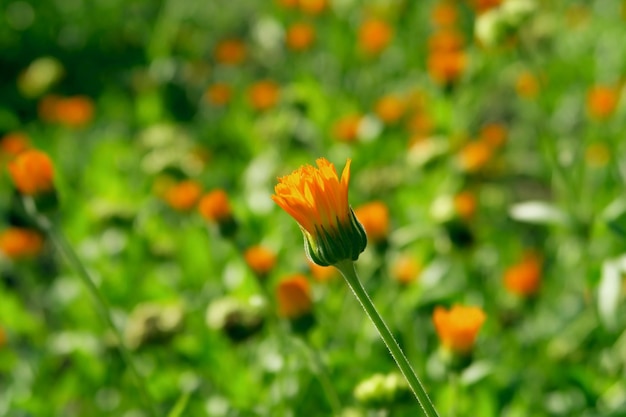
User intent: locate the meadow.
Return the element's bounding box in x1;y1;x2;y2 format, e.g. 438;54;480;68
1;0;626;416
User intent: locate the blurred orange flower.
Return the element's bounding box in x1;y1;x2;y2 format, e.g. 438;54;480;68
480;123;507;149
427;50;467;85
205;83;232;106
515;71;539;99
0;228;44;259
55;96;94;127
248;80;280;111
428;30;464;53
587;85;619;119
332;114;362;142
406;111;433;137
286;22;316;51
276;274;313;319
457;140;492;172
38;95;94;127
244;245;277;278
433;305;486;354
309;260;338;282
358;18;393;55
392;255;421;285
8;149;54;195
454;191;477;220
214;39;247;65
0;132;30;158
504;252;542;296
198;189;232;222
354;201;390;243
468;0;503;14
299;0;327;15
375;95;406;124
432;2;458;27
164;180;202;211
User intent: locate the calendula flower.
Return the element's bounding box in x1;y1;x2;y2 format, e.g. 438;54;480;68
0;132;29;158
54;96;94;128
479;123;507;149
515;70;539;99
374;95;406;125
0;227;44;259
8;149;54;195
299;0;327;15
214;39;247;65
164;180;202;211
358;18;393;55
199;189;232;223
205;83;232;106
248;80;280;111
332;114;362;142
391;255;421;285
286;22;316;51
453;191;477;220
504;252;542;296
354;201;390;244
587;85;619;120
244;245;277;278
276;274;313;319
272;158;367;266
432;2;459;27
433;305;486;354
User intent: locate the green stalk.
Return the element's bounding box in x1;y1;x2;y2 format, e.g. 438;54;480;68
334;259;440;417
23;198;159;417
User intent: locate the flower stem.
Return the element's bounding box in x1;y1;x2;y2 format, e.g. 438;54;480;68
23;198;159;417
334;259;440;417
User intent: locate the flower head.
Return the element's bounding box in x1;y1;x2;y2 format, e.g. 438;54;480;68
354;201;390;244
244;245;277;278
0;132;30;158
276;274;313;319
286;22;316;51
504;252;542;296
433;305;486;354
358;18;393;55
8;149;54;195
0;228;44;259
272;158;367;266
164;180;202;211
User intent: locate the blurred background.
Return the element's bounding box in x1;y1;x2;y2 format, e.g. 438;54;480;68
1;0;626;416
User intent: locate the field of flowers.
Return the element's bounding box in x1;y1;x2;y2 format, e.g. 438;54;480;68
2;0;626;416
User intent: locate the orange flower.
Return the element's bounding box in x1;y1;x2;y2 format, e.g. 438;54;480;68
504;252;542;296
0;228;43;259
286;22;316;51
248;80;280;111
392;255;421;285
8;149;54;195
457;140;492;172
433;305;486;354
587;85;619;119
54;96;94;127
164;180;202;211
332;114;362;142
309;260;338;282
454;191;476;220
427;50;467;85
244;245;277;278
479;123;507;149
515;71;539;99
0;132;29;158
276;274;313;318
428;30;464;53
375;95;406;124
354;201;389;243
205;83;232;106
468;0;503;14
432;2;458;27
272;158;367;266
406;111;433;137
358;18;393;55
214;39;247;65
299;0;327;15
198;189;232;222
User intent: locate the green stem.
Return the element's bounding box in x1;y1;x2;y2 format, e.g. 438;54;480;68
334;260;440;417
23;198;159;417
